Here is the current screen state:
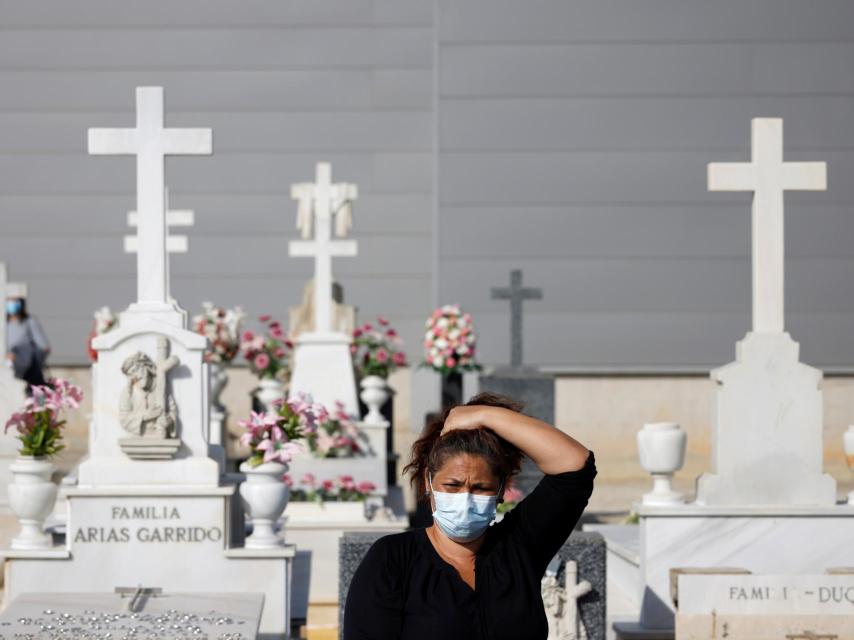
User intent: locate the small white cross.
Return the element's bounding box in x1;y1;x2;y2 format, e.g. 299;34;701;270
88;87;212;307
289;162;358;334
708;118;826;333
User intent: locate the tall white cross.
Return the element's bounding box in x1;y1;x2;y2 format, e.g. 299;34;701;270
88;87;212;307
289;162;358;334
708;118;826;334
125;187;194;300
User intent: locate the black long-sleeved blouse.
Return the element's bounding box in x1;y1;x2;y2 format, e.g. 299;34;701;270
343;450;597;640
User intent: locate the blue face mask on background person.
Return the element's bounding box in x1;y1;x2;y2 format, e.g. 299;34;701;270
429;474;500;543
5;299;21;316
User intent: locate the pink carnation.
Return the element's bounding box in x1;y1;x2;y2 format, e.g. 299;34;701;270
357;481;377;494
254;353;271;370
375;348;389;363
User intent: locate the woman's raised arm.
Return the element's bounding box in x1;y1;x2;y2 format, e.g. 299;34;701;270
441;405;589;475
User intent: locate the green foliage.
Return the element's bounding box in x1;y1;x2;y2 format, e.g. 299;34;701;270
18;412;65;458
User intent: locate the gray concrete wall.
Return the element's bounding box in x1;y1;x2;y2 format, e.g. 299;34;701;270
437;0;854;370
0;0;435;364
2;1;854;372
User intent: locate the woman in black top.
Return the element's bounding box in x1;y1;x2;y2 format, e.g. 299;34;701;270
344;392;596;640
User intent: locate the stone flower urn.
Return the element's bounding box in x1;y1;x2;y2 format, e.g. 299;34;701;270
637;422;686;506
8;456;58;550
359;375;389;425
844;425;854;504
239;460;289;549
256;378;285;413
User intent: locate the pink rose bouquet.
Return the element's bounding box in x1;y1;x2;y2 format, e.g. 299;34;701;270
5;379;84;458
304;401;367;459
284;473;377;503
87;306;118;362
422;304;481;375
192;302;246;365
240;315;293;380
351;315;408;379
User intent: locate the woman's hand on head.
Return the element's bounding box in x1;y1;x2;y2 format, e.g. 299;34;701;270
441;405;488;435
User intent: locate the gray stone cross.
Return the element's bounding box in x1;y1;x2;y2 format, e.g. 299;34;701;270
490;269;542;368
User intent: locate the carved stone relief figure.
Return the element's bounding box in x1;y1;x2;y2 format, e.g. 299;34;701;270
119;335;179;439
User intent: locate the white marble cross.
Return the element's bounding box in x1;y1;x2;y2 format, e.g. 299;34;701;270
708;118;826;333
124;187;194;300
88;87;212;307
125;187;194;254
289;162;358;334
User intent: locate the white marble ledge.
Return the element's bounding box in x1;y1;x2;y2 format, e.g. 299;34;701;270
66;485;235;497
583;523;640;565
636;502;854;517
0;547;71;560
224;545;296;559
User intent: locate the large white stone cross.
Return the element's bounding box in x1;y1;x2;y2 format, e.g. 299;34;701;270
708;118;826;333
124;187;194;301
125;187;194;254
88;87;212;307
289;162;358;334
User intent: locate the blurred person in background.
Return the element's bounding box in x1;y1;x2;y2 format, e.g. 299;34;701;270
6;287;50;392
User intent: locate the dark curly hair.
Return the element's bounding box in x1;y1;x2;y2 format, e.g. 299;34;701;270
404;392;525;501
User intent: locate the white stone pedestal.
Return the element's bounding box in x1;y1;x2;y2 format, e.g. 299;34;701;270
288;331;358;417
696;332;836;506
635;503;854;631
2;485;295;638
283;501;406;615
285;419;391;496
0;368;27;513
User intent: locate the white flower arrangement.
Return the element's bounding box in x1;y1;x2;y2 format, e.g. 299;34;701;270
422;304;480;375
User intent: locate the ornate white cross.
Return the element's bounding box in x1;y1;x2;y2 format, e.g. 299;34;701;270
88;87;212;307
125;187;194;300
289;162;358;334
708;118;826;333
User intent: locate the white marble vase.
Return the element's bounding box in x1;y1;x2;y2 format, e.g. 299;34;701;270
8;456;58;550
239;460;289;548
637;422;686;506
256;378;285;413
359;375;389;425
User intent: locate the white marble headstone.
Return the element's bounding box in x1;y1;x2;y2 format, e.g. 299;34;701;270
697;119;835;506
287;162;360;416
81;87;217;485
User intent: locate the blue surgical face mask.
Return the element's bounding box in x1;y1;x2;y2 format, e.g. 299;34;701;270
429;474;500;543
5;300;21;316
